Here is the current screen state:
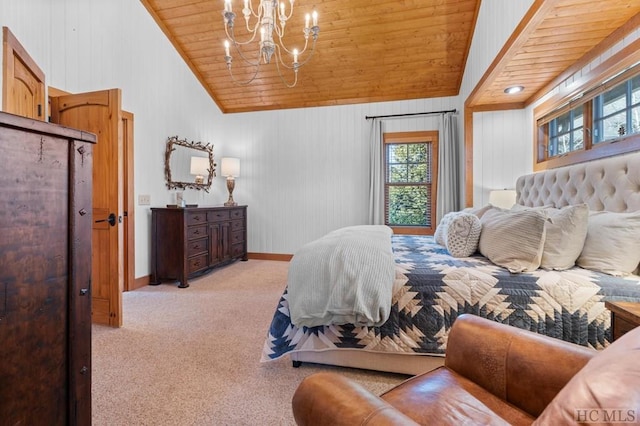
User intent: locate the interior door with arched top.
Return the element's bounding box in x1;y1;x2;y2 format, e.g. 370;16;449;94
51;89;124;327
2;26;46;121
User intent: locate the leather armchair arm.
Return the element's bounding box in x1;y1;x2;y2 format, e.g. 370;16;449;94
292;371;419;426
445;314;595;418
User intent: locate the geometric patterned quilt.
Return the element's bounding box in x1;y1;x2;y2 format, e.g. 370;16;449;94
261;235;640;362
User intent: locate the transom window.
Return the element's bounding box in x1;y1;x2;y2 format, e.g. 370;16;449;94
536;63;640;169
383;131;438;234
593;75;640;143
548;105;584;157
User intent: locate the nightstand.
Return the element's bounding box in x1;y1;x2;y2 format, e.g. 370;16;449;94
605;301;640;341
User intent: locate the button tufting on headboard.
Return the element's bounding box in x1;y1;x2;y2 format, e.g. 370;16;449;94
516;152;640;212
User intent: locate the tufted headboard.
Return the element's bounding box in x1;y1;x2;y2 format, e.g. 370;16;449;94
516;151;640;213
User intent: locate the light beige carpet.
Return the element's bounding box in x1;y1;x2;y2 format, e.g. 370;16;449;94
92;260;408;425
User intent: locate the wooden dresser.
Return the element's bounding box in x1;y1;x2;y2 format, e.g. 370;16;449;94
0;111;94;424
150;205;248;287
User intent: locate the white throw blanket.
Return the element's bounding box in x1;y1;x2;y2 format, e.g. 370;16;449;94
287;225;396;328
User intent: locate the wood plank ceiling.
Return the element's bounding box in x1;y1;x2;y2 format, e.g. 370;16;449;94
140;0;640;114
141;0;481;113
468;0;640;110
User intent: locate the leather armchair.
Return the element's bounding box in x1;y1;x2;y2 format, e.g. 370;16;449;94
292;313;640;425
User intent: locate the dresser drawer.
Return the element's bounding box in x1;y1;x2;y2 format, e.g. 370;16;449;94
231;219;244;231
187;225;207;240
188;254;208;274
208;210;230;221
230;230;245;245
187;211;207;226
230;208;245;219
187;238;208;257
230;243;245;258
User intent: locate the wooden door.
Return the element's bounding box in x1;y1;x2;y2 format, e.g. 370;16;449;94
51;89;123;327
122;111;136;291
2;27;46;120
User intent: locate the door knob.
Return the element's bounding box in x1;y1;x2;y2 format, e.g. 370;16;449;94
95;213;117;226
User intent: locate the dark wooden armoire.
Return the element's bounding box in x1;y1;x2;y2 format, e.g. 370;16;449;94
0;111;94;425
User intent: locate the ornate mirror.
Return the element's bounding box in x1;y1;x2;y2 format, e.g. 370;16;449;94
165;136;216;192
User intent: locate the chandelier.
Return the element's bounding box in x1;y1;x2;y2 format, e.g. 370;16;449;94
222;0;319;87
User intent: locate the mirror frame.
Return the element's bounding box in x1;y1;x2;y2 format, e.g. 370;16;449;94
164;136;216;192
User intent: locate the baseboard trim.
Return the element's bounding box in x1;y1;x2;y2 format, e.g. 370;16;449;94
130;254;291;290
247;252;292;261
131;275;149;291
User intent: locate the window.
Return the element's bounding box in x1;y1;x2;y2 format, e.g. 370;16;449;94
536;63;640;169
383;131;438;234
548;105;584;157
593;75;640;143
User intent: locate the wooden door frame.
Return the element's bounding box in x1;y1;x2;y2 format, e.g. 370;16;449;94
122;111;137;291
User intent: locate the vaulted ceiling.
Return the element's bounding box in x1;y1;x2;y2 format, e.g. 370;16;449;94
141;0;481;113
141;0;640;114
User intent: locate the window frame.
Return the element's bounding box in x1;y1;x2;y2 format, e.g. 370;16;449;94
383;131;438;235
534;60;640;171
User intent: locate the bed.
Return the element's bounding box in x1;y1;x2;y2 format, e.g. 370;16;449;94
261;151;640;375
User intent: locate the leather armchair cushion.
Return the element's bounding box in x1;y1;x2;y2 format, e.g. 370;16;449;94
533;326;640;424
381;367;533;425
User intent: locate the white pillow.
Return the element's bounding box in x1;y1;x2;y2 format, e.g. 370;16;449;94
479;208;547;273
512;204;589;270
539;204;589;270
576;211;640;276
444;213;482;258
463;204;494;219
434;212;456;246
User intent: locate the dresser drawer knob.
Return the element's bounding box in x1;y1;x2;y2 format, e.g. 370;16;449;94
80;366;88;375
80;288;89;296
193;230;200;235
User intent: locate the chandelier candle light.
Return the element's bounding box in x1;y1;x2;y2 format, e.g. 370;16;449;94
221;157;240;207
223;0;319;87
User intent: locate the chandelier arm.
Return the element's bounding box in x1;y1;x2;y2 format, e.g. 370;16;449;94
232;40;265;67
274;53;298;88
274;22;285;38
227;61;263;86
275;32;309;56
274;44;293;70
293;37;318;68
226;24;260;47
252;0;263;18
244;19;259;34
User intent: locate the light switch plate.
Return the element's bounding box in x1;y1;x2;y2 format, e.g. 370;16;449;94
138;194;151;205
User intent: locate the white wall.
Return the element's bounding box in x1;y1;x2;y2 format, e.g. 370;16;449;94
1;0;537;277
223;96;458;255
0;0;226;278
459;0;534;206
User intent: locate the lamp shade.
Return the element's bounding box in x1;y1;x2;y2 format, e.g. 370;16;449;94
221;157;240;177
190;156;209;176
489;189;517;209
